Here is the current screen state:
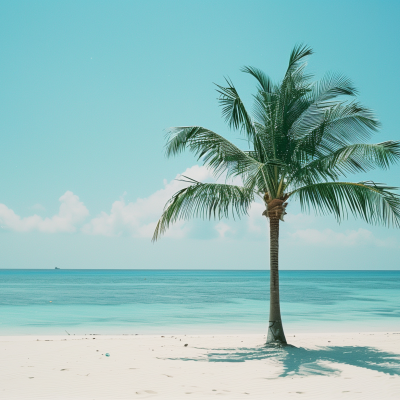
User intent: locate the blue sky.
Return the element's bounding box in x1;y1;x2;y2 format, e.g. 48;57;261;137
0;0;399;269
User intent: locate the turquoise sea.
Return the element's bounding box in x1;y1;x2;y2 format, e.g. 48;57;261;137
0;270;399;335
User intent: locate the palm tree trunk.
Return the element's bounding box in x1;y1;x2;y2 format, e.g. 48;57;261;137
267;216;287;344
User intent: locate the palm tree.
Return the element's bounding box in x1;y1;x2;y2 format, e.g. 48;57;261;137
153;45;400;344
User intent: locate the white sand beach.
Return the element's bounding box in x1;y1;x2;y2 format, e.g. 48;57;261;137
1;332;399;399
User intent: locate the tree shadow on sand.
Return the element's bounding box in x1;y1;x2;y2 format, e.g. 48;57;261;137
165;345;400;377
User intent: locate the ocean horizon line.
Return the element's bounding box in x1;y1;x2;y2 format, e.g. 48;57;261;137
1;268;399;272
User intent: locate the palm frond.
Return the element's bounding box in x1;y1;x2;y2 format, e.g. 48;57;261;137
312;71;358;100
292;102;381;164
215;79;255;137
241;66;273;93
289;141;400;186
287;43;313;72
327;141;400;173
242;159;289;196
290;181;400;227
152;178;254;241
165;126;266;179
287;72;357;140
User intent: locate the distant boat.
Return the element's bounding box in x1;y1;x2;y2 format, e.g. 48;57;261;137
55;267;60;270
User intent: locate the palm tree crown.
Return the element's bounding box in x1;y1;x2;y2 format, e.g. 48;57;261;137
153;44;400;240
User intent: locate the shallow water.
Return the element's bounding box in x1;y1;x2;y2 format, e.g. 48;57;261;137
0;270;399;334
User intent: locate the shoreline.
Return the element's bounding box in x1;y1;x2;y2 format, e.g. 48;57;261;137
1;332;399;399
2;329;400;337
2;322;399;337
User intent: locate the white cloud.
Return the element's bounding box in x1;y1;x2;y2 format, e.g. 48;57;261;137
0;165;239;239
30;203;46;211
215;221;234;238
82;165;215;238
247;202;267;233
284;212;316;227
0;191;89;233
288;228;397;247
2;168;395;247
